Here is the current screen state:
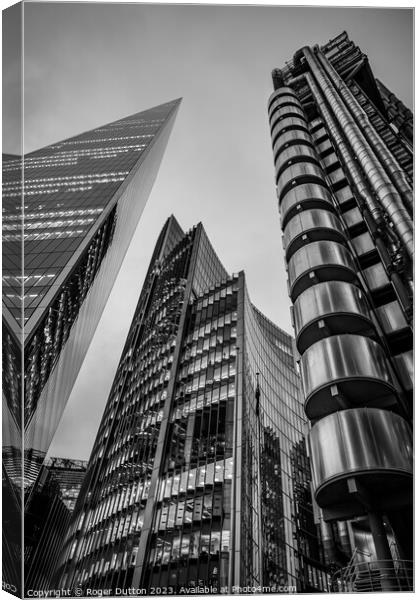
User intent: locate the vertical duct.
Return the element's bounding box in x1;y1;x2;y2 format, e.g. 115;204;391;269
301;46;413;262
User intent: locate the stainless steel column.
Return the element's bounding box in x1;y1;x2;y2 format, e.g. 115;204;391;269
317;49;413;214
302;46;413;261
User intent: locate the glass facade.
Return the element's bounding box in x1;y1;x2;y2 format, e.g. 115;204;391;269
45;457;89;512
57;217;328;595
4;102;180;328
239;297;327;591
3;98;181;487
25;458;87;591
2;97;181;596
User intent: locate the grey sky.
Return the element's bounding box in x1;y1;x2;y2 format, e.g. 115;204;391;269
4;3;413;460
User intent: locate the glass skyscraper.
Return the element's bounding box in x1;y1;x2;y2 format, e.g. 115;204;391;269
268;31;413;592
56;216;329;595
2;99;181;595
25;457;88;592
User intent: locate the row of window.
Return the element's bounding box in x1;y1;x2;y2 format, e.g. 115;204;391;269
153;491;226;533
157;459;234;503
150;529;230;566
170;382;236;422
181;339;237;367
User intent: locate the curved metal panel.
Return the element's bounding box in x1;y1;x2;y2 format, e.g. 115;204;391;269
301;334;398;419
277;143;318;165
283;209;346;259
275;151;319;185
308;408;413;515
269;96;302;120
271;118;310;146
288;240;356;301
294;281;373;353
277;162;327;200
275;144;318;176
267;86;296;111
279;183;334;226
270;105;307;131
393;351;413;392
273;129;314;159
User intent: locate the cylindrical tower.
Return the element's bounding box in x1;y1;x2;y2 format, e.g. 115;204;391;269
268;31;413;592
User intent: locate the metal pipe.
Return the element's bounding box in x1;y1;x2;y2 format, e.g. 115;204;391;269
278;79;402;322
302;46;413;262
304;89;414;322
290;72;412;325
286;74;305;87
367;510;396;592
304;72;383;225
319;520;341;564
337;521;352;557
317;50;413;214
342;58;365;82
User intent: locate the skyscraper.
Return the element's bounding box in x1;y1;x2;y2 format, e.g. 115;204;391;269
25;457;88;592
2;99;181;594
56;216;329;595
268;31;413;591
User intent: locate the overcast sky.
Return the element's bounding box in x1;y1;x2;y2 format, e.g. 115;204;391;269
3;2;413;460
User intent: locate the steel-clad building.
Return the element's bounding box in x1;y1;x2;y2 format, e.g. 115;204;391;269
268;31;413;592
